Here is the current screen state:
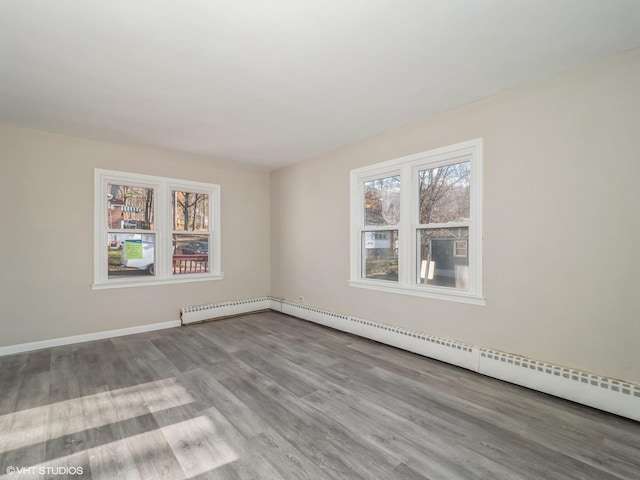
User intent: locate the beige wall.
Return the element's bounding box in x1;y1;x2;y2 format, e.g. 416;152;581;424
270;49;640;383
0;125;271;346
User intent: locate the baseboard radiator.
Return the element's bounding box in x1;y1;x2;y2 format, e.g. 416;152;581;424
180;297;271;325
181;296;640;422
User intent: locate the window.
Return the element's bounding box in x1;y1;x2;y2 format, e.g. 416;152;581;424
94;169;221;289
454;240;468;258
350;139;483;305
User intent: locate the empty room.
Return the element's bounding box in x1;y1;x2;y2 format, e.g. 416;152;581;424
1;1;639;479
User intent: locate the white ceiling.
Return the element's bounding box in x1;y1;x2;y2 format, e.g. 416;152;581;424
1;0;640;169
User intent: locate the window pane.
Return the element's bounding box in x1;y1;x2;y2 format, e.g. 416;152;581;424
173;234;209;274
418;161;470;224
173;191;209;232
362;230;398;281
417;228;468;289
108;233;155;277
107;184;154;230
364;175;400;226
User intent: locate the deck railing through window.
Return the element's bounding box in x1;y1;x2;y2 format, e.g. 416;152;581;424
173;255;208;274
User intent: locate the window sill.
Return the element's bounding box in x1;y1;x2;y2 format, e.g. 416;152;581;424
93;273;224;290
348;279;485;306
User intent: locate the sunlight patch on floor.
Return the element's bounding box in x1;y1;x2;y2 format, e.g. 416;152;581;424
0;378;194;454
160;415;240;478
0;415;238;480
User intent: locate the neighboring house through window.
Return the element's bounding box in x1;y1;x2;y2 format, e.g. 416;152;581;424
349;138;484;305
94;169;222;289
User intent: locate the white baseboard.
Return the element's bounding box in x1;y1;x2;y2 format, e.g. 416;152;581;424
0;319;181;357
268;297;640;422
180;297;271;324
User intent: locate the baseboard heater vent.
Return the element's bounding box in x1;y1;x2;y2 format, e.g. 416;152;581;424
479;349;640;421
268;296;640;422
181;297;270;325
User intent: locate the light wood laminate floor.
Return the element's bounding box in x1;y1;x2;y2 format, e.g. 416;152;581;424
1;311;639;479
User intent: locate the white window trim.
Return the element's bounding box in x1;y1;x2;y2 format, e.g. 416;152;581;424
93;169;222;290
349;138;484;306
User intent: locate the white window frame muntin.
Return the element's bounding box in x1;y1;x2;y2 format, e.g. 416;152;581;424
355;167;401;283
95;172;161;288
167;181;221;279
94;169;222;289
411;153;473;293
168;182;220;278
350;138;484;305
